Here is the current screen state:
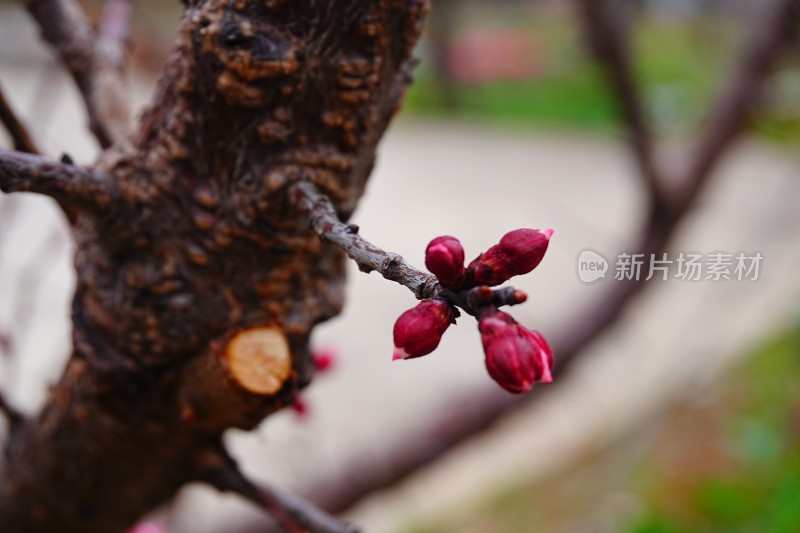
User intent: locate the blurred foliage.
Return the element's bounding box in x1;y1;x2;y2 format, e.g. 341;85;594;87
402;320;800;533
628;324;800;533
405;12;800;143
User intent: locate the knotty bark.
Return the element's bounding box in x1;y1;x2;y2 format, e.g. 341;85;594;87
0;1;429;532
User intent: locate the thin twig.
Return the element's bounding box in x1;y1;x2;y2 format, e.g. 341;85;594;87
290;181;434;297
677;0;798;212
575;0;665;210
98;0;134;72
24;0;131;147
0;83;40;155
289;180;528;316
0;148;115;212
199;446;359;533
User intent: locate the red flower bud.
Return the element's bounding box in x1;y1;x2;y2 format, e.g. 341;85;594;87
467;228;553;286
312;349;338;373
291;396;310;417
425;236;466;288
393;299;454;360
479;310;554;393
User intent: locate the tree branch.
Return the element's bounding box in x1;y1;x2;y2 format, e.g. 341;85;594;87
24;0;131;147
199;446;359;533
677;0;798;211
575;0;665;211
289;180;528;316
0;83;39;155
289;180;433;297
98;0;133;73
0;148;115;212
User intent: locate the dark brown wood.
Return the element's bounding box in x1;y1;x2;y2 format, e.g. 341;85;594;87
0;1;430;531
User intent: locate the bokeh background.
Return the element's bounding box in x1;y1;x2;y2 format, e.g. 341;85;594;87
1;1;800;532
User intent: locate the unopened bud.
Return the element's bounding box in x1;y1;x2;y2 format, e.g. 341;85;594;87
291;396;310;418
312;349;337;373
479;310;554;393
467;228;553;286
425;236;466;288
393;299;455;360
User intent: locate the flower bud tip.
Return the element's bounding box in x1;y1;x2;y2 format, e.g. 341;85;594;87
466;228;552;286
392;348;409;361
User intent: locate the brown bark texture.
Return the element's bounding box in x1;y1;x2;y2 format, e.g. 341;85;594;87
0;1;430;531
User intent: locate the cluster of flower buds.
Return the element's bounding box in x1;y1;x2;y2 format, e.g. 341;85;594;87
392;228;554;393
478;309;553;394
393;299;456;360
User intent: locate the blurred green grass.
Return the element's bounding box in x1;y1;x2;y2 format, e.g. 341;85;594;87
401;320;800;533
405;15;800;143
628;325;800;533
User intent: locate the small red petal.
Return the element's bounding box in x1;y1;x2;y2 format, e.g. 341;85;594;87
312;349;338;372
291;397;310;417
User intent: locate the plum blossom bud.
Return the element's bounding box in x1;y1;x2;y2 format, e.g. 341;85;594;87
291;396;310;418
393;299;455;360
479;310;554;394
425;236;466;288
312;349;337;372
467;228;553;286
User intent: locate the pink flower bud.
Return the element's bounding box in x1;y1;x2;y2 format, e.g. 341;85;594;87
393;299;455;360
467;228;553;286
425;236;466;288
291;396;310;418
479;310;554;393
312;349;337;372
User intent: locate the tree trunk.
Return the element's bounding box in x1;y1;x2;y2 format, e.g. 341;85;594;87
0;1;430;531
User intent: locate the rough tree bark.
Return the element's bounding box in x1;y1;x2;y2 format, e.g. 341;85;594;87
0;1;430;531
